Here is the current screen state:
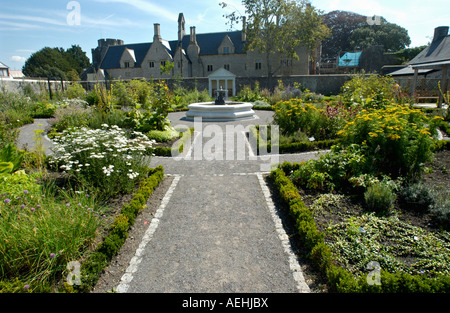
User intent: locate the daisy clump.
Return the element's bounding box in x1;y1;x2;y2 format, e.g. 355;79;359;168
50;124;155;198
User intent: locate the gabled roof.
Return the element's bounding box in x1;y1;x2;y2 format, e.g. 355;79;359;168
0;61;9;69
100;31;246;70
409;34;450;66
209;67;236;78
101;43;151;69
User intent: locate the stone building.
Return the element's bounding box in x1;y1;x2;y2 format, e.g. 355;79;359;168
91;13;310;84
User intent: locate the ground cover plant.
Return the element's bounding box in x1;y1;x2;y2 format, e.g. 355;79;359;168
269;74;450;292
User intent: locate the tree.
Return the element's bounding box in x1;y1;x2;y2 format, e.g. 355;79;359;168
65;45;91;74
391;45;427;64
321;10;367;58
22;45;91;79
221;0;330;84
350;17;411;52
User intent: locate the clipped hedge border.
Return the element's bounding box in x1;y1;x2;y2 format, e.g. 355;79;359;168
151;127;194;157
249;125;338;155
66;165;165;292
270;165;450;293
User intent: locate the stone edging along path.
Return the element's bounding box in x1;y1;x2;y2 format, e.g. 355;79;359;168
18;111;323;293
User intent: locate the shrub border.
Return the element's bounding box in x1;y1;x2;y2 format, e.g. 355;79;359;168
64;165;165;292
151;127;194;157
270;165;450;293
249;125;338;155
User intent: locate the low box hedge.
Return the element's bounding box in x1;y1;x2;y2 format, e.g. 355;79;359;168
249;125;338;155
65;165;165;292
270;165;450;293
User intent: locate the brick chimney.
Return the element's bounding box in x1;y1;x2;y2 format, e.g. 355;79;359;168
432;26;449;43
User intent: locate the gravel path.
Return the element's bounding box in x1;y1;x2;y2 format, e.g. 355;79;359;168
17;118;54;155
17;111;322;293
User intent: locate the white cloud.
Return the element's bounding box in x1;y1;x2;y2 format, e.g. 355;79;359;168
95;0;178;22
10;56;27;62
0;13;66;26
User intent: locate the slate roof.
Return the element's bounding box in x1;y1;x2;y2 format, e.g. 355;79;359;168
100;31;245;70
100;42;151;69
409;34;450;66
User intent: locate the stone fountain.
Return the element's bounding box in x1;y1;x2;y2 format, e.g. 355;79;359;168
185;87;256;122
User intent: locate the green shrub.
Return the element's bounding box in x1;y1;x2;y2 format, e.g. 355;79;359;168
338;105;436;179
340;74;410;109
428;187;450;228
364;182;397;214
31;102;56;118
65;83;86;99
146;127;180;143
400;183;434;212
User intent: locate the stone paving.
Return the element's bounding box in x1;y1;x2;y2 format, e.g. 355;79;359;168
19;111;323;293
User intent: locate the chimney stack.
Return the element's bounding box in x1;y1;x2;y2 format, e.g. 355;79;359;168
154;23;161;42
432;26;449;43
190;26;197;44
178;13;185;42
242;16;247;42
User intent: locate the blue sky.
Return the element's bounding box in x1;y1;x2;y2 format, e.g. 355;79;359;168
1;0;449;70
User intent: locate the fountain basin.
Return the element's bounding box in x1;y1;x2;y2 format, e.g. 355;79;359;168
185;102;256;122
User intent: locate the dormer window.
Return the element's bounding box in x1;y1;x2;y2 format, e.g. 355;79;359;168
124;61;130;68
223;47;230;54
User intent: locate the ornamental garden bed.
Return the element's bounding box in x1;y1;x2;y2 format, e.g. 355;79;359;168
270;146;450;293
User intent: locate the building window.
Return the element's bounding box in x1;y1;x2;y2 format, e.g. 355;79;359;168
223;47;230;54
207;65;213;72
224;64;230;70
255;59;262;70
124;61;130;68
149;61;155;68
161;61;166;68
0;69;8;77
282;59;292;67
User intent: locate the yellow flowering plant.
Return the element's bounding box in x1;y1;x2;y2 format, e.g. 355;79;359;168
273;99;353;140
338;104;438;179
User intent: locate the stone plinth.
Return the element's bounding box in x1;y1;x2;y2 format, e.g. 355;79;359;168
185;102;256;122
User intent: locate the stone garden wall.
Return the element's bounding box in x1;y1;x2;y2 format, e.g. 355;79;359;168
2;74;357;97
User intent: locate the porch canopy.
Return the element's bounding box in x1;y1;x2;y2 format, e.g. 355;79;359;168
409;26;450;108
411;60;450;107
208;68;236;98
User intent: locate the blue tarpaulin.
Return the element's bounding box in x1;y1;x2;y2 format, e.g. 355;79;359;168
339;52;362;67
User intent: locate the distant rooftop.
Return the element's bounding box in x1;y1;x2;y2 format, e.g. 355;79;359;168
100;31;245;70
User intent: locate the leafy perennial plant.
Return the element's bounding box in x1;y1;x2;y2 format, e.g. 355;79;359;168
50;124;155;198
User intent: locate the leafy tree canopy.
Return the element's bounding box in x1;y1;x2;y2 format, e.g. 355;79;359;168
22;45;91;80
350;17;411;52
321;11;411;57
321;10;367;58
221;0;330;79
